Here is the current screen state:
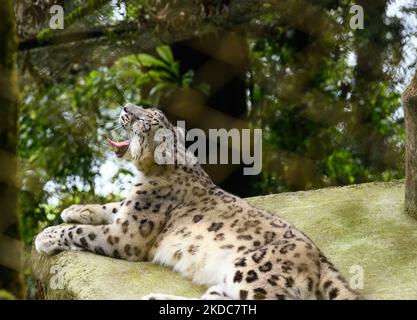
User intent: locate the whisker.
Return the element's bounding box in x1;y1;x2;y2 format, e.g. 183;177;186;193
106;124;122;132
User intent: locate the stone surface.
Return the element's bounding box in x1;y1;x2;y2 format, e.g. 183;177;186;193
32;181;417;299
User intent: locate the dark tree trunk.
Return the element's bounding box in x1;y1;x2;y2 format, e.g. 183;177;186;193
351;0;388;171
172;32;256;197
403;70;417;219
0;0;23;298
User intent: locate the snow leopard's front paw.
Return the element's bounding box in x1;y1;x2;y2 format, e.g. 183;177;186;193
61;204;92;224
35;226;69;255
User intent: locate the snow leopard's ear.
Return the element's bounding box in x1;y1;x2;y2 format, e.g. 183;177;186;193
153;125;191;165
171;126;187;165
132;118;151;135
153;127;175;165
173;125;197;165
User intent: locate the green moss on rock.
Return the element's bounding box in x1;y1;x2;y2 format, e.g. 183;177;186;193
32;181;417;299
0;289;16;300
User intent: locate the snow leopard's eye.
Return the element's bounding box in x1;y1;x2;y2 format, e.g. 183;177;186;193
119;112;131;128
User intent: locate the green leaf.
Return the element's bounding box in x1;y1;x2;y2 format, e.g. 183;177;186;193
195;82;211;96
156;45;175;64
181;69;194;87
149;83;172;97
148;70;172;81
136;53;168;69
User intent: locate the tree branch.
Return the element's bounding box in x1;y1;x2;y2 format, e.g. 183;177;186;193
35;0;112;42
18;0;263;51
19;24;138;51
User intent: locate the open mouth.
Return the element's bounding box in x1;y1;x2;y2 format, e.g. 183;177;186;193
106;138;130;158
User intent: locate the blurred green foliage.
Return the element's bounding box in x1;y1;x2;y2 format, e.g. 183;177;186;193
16;0;414;247
248;0;406;193
18;45;205;244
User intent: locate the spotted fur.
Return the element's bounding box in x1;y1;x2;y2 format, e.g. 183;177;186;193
35;104;360;300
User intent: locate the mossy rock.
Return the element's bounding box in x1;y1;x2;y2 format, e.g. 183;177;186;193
32;181;417;299
0;290;16;300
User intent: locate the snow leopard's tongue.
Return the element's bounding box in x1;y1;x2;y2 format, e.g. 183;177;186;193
106;138;130;158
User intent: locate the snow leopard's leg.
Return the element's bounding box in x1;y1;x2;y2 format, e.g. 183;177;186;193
61;202;123;225
35;222;151;261
142;241;326;301
141;284;232;300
